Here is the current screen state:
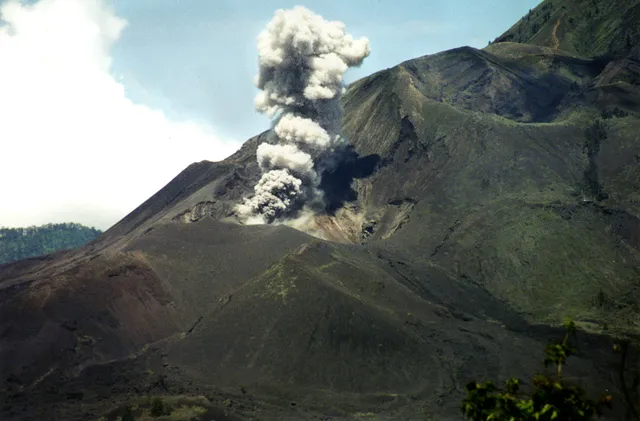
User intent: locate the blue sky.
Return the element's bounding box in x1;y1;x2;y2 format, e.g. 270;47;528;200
111;0;540;141
0;0;540;229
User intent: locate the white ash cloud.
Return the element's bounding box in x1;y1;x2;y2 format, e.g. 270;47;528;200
236;169;303;223
237;6;370;224
257;143;315;177
274;114;332;148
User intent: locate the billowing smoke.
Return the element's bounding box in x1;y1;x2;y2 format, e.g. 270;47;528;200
236;6;370;224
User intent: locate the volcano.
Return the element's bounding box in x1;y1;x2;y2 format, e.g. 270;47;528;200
2;1;640;420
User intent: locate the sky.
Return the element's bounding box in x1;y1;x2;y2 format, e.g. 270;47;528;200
0;0;540;230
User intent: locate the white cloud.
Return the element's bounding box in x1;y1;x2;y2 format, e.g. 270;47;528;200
0;0;240;230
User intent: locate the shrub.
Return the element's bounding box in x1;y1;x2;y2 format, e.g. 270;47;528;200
120;405;135;421
150;397;172;417
461;320;612;421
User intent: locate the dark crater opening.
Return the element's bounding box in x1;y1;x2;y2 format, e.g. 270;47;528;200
319;145;380;214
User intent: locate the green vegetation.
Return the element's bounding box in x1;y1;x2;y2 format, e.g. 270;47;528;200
0;222;101;264
492;0;640;59
100;396;211;421
462;320;612;421
121;406;136;421
601;107;630;120
150;397;172;417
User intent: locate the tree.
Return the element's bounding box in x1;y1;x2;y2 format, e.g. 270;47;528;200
0;222;101;264
120;405;135;421
461;320;612;421
150;397;172;417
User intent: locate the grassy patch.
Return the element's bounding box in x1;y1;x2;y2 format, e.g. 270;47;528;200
100;396;213;421
445;200;640;329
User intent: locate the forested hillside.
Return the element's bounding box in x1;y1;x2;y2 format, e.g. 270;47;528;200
0;223;102;264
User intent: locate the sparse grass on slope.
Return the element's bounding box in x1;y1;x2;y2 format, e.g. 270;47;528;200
492;0;640;59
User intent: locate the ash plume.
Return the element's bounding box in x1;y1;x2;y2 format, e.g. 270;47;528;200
236;6;370;224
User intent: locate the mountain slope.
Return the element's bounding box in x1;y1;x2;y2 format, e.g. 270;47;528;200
1;219;621;421
338;49;640;329
493;0;640;60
